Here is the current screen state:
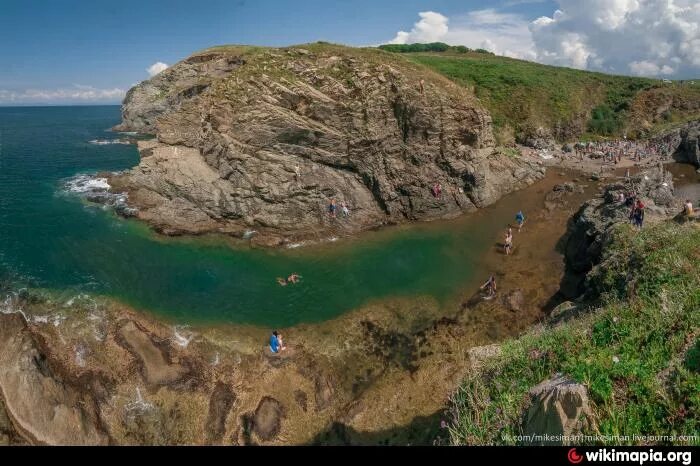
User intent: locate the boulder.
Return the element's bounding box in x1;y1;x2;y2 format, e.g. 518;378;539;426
522;375;596;445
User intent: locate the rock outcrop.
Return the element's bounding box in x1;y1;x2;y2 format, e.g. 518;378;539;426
562;167;678;298
110;43;544;246
522;375;596;445
677;122;700;168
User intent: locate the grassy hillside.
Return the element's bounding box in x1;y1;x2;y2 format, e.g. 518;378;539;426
402;52;700;144
447;222;700;445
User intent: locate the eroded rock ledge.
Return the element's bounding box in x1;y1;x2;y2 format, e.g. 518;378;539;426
110;44;544;246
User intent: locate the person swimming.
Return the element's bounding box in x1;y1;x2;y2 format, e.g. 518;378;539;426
480;275;497;297
504;230;513;255
276;277;288;287
287;273;300;284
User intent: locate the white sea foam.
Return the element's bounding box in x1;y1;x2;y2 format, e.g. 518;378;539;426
89;139;131;145
173;326;195;348
65;175;111;194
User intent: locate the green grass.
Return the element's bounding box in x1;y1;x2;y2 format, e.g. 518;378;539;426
448;222;700;445
402;52;700;142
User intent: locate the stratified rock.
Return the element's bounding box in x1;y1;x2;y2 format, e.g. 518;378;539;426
110;44;544;244
117;321;186;386
252;397;284;442
0;313;108;445
522;375;596;445
676;122;700;168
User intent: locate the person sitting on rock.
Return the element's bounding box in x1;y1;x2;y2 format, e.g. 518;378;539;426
270;331;286;354
340;201;350;218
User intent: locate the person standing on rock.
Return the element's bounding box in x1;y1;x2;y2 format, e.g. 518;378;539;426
328;199;337;218
419;79;425;95
294;165;301;181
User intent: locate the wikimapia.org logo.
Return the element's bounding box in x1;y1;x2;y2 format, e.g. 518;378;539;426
567;448;693;465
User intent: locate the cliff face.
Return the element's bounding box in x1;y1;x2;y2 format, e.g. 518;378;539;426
111;44;543;245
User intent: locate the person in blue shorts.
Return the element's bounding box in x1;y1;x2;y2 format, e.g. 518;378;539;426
515;211;526;232
269;331;287;354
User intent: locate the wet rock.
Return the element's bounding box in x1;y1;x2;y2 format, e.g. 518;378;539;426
522;375;596;445
205;382;236;443
0;313;108;445
118;321;186;386
503;289;524;312
252;397;284;442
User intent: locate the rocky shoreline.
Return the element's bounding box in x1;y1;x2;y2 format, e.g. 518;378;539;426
1;166;613;445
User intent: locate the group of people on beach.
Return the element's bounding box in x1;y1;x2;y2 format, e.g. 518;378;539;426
480;210;526;298
573;135;676;164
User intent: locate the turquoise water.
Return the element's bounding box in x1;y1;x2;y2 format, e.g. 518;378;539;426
0;106;511;327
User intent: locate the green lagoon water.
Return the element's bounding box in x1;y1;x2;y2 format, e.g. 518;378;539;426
0;106;518;327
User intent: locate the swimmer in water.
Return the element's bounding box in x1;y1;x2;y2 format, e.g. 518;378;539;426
504;230;513;255
480;275;497;297
287;273;300;284
276;278;288;287
515;211;525;232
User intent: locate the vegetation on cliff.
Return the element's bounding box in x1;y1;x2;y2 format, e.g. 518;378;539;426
448;222;700;445
379;49;700;144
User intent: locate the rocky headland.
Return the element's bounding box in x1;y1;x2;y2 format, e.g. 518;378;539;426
108;43;544;246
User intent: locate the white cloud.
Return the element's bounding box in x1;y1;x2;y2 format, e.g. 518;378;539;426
146;61;169;77
389;9;535;60
0;85;126;105
388;2;700;78
529;0;700;77
390;11;449;44
629;60;675;76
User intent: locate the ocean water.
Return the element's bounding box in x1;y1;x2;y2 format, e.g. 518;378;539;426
0;105;524;327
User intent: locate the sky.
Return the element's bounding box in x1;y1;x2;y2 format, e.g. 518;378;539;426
1;0;699;105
